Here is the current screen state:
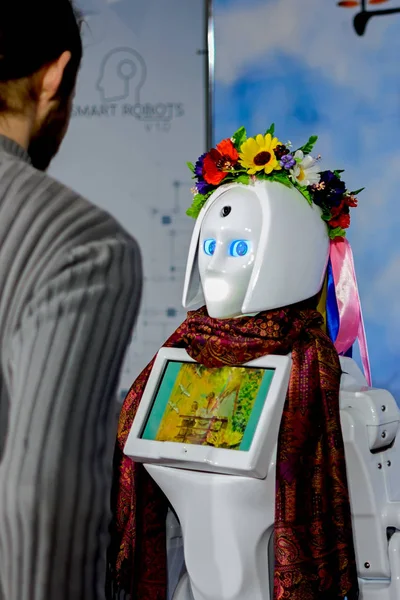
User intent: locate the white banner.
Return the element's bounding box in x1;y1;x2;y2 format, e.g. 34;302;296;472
50;0;207;395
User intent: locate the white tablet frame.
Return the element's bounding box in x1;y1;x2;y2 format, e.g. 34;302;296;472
124;347;292;479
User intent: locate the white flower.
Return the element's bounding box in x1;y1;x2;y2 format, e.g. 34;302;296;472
290;150;321;187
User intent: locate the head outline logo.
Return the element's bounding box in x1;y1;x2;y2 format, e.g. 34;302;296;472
96;47;147;103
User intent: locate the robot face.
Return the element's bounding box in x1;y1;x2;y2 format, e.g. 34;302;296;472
183;181;330;318
198;187;262;318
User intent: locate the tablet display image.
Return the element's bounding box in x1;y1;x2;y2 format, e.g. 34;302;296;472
141;362;275;451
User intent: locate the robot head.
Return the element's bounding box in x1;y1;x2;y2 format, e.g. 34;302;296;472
183;179;329;318
183;125;360;320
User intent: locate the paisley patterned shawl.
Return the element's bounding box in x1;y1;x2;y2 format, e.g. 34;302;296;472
106;303;359;600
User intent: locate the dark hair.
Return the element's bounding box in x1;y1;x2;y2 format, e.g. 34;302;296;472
0;0;83;111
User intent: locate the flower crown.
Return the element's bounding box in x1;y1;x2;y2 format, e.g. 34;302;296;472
187;124;363;240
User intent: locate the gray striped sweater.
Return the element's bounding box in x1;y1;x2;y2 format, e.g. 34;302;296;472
0;136;142;599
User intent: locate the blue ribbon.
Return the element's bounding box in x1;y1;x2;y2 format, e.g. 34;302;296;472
326;259;340;344
343;345;353;358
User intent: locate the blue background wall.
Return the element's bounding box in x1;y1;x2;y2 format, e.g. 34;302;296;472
213;0;400;397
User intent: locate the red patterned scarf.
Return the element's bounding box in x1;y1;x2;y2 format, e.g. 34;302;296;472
107;303;359;600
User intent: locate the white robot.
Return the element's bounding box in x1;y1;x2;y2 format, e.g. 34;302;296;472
125;179;400;600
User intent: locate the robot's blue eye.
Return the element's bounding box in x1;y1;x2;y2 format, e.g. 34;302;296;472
203;239;216;256
229;240;250;257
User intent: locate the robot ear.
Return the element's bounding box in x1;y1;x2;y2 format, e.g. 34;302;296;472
182;214;205;310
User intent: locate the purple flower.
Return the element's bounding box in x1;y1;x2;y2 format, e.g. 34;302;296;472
196;179;212;195
280;153;296;170
194;153;213;195
312;170;346;208
195;153;207;178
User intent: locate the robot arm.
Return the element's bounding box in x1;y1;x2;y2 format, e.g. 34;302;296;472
340;357;399;452
339;356;400;595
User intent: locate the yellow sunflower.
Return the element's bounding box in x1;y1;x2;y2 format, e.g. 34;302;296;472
239;133;282;175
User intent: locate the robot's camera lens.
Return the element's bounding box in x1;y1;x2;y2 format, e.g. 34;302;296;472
221;206;231;217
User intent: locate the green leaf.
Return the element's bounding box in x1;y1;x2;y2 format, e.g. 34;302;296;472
328;226;346;240
220;173;238;185
333;169;345;179
219;172;250;187
186;206;199;219
321;211;332;222
299;135;318;155
295;185;313;205
232;126;247;149
269;171;292;188
187;161;195;174
186;193;209;219
265;123;275;137
236;174;250;185
350;187;365;195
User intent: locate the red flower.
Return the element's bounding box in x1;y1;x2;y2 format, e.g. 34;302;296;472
345;194;358;208
203;139;239;185
328;194;357;230
330;200;345;218
329;213;351;230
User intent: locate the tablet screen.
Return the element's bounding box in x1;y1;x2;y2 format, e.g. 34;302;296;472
141;361;275;451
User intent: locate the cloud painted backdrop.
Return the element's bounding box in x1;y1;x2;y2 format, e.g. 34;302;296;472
214;0;400;397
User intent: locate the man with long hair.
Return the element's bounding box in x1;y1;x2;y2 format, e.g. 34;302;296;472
0;2;142;598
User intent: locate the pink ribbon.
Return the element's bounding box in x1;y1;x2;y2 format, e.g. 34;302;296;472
329;238;372;386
